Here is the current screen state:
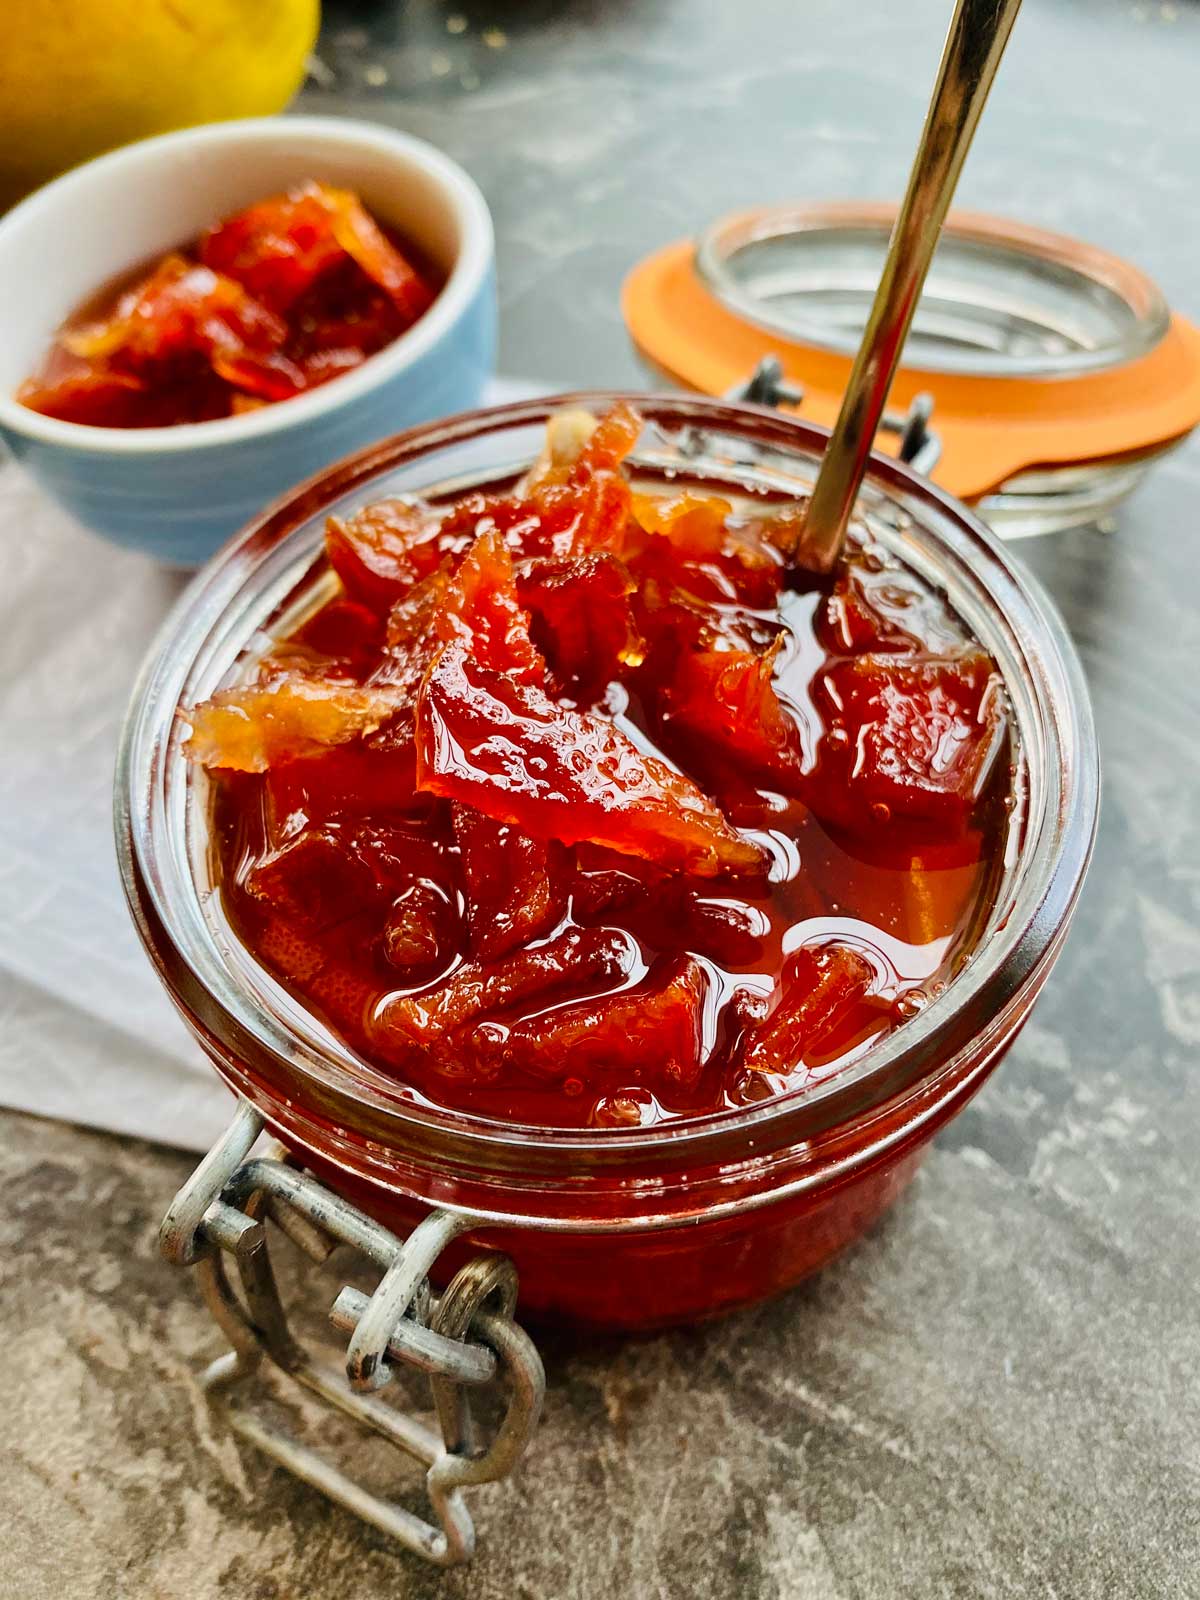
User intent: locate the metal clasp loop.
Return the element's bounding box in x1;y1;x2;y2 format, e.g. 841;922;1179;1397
728;355;943;477
160;1101;545;1568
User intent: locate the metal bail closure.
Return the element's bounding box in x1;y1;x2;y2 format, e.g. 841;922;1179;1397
159;1100;545;1568
727;354;941;478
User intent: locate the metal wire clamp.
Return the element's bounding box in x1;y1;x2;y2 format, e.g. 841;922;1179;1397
160;1100;545;1568
728;355;942;477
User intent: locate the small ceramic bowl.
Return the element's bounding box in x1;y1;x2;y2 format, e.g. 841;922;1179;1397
0;116;496;565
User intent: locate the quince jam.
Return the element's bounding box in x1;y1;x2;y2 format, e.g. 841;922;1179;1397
186;404;1011;1130
18;182;437;427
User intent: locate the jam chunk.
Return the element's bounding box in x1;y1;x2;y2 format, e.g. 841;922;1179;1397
263;743;421;822
63;255;287;369
253;917;379;1039
432;487;576;564
290;597;385;675
818;556;968;657
201;181;433;323
735;943;875;1075
496;956;708;1089
632;492;784;608
210;348;308;403
201;186;345;310
675;897;770;967
453;804;566;960
564;471;633;557
326;499;444;611
809;653;1004;830
569;844;659;919
575;401;642;473
436;530;544;683
659;639;804;787
523;402;641;490
378;569;454;703
372;926;632;1056
185;673;404;772
517;402;639;556
246;816;447;927
518;552;643;694
382;881;458;977
415;642;765;877
245;826;384;927
17;366;150;428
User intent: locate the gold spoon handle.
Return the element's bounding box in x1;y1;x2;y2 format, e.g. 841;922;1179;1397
803;0;1024;570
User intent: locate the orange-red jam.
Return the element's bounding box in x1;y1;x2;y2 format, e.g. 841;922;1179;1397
19;182;437;427
186;404;1010;1129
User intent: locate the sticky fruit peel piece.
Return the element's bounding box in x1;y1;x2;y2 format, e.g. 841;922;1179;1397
737;943;874;1074
436;530;544;683
661;640;803;786
414;641;764;877
810;653;1004;829
185;675;405;772
497;955;708;1089
371;926;632;1053
453;803;566;960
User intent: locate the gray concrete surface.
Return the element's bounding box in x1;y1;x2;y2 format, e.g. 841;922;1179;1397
3;1;1199;1595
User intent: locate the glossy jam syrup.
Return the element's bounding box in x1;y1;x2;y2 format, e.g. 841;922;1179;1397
189;405;1012;1131
18;182;438;428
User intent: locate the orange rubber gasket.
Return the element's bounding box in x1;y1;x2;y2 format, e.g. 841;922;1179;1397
622;232;1200;501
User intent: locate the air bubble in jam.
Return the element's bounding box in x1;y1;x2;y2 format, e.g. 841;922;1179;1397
192;405;1012;1129
893;987;929;1021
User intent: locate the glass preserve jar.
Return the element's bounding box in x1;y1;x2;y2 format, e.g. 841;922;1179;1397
116;394;1098;1335
624;204;1200;538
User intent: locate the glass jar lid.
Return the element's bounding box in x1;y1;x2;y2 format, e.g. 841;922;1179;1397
624;202;1200;532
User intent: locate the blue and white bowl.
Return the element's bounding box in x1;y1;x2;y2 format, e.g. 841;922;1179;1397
0;116;496;565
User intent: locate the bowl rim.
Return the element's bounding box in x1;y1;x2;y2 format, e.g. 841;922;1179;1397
0;115;494;456
115;393;1100;1192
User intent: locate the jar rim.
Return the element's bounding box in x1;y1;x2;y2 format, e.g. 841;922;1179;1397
694;202;1170;379
115;393;1098;1191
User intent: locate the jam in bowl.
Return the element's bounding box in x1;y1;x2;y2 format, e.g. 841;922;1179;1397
116;395;1097;1330
0;117;496;563
19;180;439;429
